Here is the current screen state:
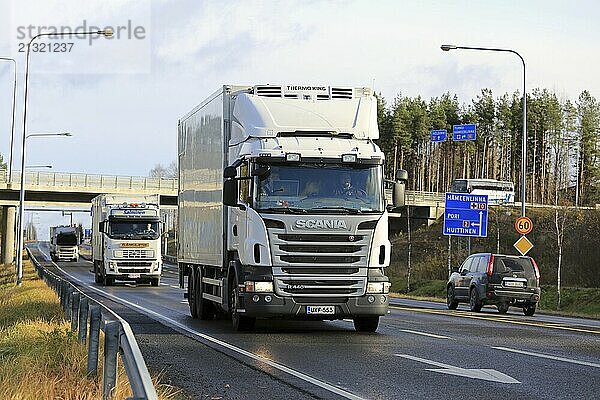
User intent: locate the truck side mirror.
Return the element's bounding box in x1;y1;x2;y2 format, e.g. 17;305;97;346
396;169;408;183
223;180;239;207
98;221;105;233
392;181;405;208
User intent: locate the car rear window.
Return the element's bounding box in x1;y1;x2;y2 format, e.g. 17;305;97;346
493;257;535;276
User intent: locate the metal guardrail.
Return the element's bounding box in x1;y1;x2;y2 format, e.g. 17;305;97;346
27;247;158;400
4;170;177;192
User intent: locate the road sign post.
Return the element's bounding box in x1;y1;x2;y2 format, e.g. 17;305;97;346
443;193;489;238
452;124;477;141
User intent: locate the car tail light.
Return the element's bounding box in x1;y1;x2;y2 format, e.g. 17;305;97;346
531;258;540;284
486;255;494;277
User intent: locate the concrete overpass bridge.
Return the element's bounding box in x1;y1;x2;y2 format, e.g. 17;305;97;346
0;168;177;265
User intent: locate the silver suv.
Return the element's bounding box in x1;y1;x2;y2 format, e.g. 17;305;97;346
446;253;541;316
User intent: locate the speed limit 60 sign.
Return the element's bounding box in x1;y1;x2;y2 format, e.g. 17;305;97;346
515;216;533;235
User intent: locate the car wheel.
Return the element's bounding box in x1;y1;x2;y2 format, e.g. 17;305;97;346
230;274;255;331
469;288;483;312
523;304;536;316
353;316;380;332
151;278;160;287
447;286;459;310
497;303;509;314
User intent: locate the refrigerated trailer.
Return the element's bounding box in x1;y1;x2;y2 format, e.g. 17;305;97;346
91;194;163;286
178;84;407;331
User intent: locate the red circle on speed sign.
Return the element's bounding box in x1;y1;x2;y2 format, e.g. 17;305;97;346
515;216;533;235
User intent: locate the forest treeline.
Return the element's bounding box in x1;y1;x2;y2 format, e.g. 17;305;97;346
375;89;600;206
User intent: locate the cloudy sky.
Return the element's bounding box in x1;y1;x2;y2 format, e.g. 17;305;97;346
0;0;598;235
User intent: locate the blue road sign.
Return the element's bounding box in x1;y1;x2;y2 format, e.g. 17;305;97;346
430;129;447;142
443;192;488;237
452;124;477;141
84;229;92;236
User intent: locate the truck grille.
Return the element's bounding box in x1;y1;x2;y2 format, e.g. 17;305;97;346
268;228;372;297
116;261;152;268
116;249;154;259
275;277;365;296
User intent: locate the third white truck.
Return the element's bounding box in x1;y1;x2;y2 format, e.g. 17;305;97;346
50;225;79;262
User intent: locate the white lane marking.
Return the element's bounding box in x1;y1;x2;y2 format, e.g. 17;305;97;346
170;285;180;289
395;354;520;384
400;329;451;339
53;266;366;400
492;346;600;369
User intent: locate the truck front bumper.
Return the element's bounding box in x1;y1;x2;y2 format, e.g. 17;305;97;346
238;292;389;319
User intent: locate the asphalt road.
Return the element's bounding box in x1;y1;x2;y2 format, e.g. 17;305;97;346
29;243;600;400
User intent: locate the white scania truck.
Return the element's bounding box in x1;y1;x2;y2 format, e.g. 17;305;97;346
91;194;163;286
178;84;406;332
50;226;79;262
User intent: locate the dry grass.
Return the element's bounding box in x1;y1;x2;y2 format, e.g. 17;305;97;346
0;259;183;399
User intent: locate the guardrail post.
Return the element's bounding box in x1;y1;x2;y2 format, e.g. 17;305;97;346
87;306;101;375
78;297;88;343
66;287;74;321
71;292;80;332
103;320;120;400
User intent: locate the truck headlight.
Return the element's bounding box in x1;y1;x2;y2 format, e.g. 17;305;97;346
367;281;391;294
245;281;273;293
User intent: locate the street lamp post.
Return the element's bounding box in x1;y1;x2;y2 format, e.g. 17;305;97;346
16;28;113;286
0;57;17;182
16;132;70;283
441;44;527;218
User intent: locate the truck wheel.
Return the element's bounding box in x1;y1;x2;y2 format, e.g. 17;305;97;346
188;269;198;318
469;288;483;312
194;269;214;320
353;316;379;332
230;275;255;331
94;262;102;284
151;278;160;287
103;275;114;286
447;285;459;310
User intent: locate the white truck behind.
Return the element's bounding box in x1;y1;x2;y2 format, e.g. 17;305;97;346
49;225;79;262
178;84;407;332
91;194;163;286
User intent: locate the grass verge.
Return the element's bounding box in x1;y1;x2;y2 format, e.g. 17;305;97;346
0;259;183;399
391;279;600;319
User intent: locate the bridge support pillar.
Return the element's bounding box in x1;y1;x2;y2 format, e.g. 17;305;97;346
1;206;16;265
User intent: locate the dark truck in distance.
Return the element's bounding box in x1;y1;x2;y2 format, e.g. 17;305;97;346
447;253;541;316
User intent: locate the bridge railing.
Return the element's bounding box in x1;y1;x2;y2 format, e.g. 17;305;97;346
7;170;177;192
384;188;446;206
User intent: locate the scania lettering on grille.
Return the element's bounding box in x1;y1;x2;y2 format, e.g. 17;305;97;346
295;219;348;229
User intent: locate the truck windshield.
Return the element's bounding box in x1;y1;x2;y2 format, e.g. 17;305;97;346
108;220;160;240
56;233;78;246
255;164;383;213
